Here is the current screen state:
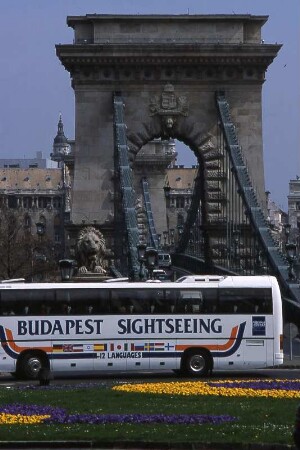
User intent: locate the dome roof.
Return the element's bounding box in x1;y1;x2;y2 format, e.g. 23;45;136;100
53;114;68;146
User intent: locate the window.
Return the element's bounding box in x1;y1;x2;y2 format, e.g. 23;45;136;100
176;197;185;209
110;289;161;314
24;214;31;229
218;288;272;314
54;214;61;243
23;197;32;209
38;197;51;209
7;196;17;209
55;288;110;315
177;289;218;314
53;197;61;209
0;289;55;316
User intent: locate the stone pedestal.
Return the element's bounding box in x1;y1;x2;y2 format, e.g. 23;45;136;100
72;273;111;283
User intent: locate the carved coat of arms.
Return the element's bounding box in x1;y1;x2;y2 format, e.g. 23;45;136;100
149;84;189;129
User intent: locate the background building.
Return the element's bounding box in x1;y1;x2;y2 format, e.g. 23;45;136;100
288;177;300;249
0;151;58;169
0;167;64;248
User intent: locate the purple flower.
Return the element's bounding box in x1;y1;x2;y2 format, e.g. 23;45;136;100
208;380;300;391
0;404;237;426
44;412;236;425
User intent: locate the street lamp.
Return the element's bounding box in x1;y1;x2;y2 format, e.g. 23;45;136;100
233;230;241;267
145;247;158;279
163;231;169;248
36;222;45;237
170;229;175;245
137;243;147;280
59;259;76;282
157;234;161;249
284;223;291;244
286;242;297;281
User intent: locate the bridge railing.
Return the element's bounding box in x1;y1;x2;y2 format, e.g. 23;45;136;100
113;93;140;280
216;90;300;310
141;177;160;249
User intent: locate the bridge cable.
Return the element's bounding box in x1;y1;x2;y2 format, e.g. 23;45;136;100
141;177;160;249
113;92;140;280
216;90;300;309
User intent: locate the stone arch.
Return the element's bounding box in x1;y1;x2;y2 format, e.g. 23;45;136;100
126;92;220;186
56;13;279;235
125;96;225;259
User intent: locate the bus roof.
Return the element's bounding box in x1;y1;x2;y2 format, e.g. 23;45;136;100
0;275;278;290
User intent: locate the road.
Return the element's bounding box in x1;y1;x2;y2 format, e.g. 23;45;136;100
0;366;300;387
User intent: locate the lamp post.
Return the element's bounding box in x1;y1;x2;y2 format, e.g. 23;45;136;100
170;229;175;246
145;247;158;279
136;245;159;280
31;222;46;281
284;223;291;245
59;259;76;282
234;230;241;270
157;234;161;249
137;243;147;280
285;242;297;281
35;221;45;238
163;230;168;247
283;223;300;282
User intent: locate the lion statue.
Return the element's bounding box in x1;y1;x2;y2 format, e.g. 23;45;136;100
76;226;107;274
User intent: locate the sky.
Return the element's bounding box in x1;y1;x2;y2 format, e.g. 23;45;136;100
0;0;299;210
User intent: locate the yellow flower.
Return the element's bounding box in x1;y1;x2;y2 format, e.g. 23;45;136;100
112;380;300;399
0;413;50;425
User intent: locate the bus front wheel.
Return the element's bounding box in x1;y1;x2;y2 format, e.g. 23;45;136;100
183;349;211;377
17;352;48;380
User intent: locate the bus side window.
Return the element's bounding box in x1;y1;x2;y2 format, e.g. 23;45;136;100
98;291;110;314
86;305;94;314
164;290;176;313
178;290;203;314
202;289;218;314
110;293;126;314
137;290;160;313
218;290;234;314
252;289;273;314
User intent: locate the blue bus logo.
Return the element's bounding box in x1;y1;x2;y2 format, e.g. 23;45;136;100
252;316;266;336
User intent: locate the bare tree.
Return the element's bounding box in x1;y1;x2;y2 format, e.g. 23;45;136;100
0;208;58;281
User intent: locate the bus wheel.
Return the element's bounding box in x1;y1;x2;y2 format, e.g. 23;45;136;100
183;349;210;377
18;353;47;380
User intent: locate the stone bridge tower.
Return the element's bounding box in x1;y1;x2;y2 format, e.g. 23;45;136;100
56;14;280;249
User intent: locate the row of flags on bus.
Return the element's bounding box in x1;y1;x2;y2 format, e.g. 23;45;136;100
52;342;176;353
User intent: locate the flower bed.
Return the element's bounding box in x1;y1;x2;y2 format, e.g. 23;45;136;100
2;378;299;427
0;404;236;426
112;379;300;399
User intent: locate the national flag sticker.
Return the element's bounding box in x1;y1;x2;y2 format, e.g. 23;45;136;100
83;344;93;352
94;343;107;352
252;316;266;336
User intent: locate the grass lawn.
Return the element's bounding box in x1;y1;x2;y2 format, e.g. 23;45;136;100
0;379;298;445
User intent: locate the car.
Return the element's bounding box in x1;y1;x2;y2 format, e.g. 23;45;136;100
158;253;172;268
152;269;171;281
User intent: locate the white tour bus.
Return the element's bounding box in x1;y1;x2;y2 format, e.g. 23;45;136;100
0;275;283;380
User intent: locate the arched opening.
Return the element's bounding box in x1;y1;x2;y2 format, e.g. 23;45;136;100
133;137;205;260
174;140;197;168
